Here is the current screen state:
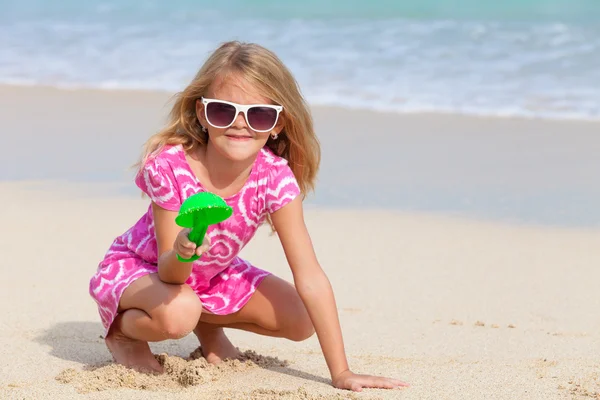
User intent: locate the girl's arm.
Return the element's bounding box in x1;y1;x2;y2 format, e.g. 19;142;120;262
270;197;408;392
270;197;349;378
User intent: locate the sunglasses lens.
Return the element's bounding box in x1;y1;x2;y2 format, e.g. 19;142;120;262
247;107;278;131
206;101;236;127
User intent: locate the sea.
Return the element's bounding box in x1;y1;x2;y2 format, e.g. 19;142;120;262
1;0;599;120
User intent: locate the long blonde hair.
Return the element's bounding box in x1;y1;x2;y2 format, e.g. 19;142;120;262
136;40;320;198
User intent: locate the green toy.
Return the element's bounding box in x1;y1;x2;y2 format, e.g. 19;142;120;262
175;192;233;262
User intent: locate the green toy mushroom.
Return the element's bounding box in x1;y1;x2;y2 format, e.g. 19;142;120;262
175;192;233;262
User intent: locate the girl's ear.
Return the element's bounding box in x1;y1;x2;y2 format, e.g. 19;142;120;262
196;99;207;127
272;112;285;136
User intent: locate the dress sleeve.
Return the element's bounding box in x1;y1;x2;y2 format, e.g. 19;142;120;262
265;159;302;214
134;156;182;211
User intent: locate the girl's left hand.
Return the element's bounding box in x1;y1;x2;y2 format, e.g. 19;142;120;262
332;370;409;392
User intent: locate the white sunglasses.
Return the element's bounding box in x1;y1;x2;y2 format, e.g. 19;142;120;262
200;97;283;133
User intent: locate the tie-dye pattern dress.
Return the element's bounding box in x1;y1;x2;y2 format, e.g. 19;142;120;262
88;144;301;336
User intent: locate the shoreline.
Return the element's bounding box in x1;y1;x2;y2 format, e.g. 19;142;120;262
3;82;600;123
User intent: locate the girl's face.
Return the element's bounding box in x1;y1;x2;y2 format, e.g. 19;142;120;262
196;74;283;163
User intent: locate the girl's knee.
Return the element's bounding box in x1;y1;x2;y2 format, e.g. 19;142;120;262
287;313;315;342
154;289;202;339
285;302;315;342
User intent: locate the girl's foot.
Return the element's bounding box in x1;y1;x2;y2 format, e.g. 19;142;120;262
193;324;240;364
104;324;163;374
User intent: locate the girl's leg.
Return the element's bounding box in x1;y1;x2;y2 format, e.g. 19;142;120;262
193;275;315;363
105;273;203;373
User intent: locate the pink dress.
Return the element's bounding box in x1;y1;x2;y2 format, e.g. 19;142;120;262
89;144;301;336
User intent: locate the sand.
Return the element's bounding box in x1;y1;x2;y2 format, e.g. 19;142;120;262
55;348;287;394
1;85;599;399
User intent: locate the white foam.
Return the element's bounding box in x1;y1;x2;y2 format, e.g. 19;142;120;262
1;17;599;121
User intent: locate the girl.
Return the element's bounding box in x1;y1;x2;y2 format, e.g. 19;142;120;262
89;40;407;392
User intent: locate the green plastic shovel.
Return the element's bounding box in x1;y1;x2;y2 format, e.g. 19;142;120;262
175;192;233;262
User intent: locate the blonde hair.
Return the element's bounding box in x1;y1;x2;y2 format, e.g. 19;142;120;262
136;40;320;198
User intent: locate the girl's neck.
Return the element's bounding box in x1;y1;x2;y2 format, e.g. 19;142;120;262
196;141;256;194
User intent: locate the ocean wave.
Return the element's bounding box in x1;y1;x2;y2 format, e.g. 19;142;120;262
0;13;598;121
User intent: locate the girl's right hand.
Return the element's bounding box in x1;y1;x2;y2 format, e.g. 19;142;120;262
174;228;211;260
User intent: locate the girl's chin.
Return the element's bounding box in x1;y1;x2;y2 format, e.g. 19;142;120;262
215;143;262;162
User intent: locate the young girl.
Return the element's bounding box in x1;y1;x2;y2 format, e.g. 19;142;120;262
89;40;407;392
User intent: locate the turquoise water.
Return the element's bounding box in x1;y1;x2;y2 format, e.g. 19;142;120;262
3;0;599;21
1;0;599;119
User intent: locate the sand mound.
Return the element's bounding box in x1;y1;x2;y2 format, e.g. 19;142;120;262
562;371;600;399
56;347;289;394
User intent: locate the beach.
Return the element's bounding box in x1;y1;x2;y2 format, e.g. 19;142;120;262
1;85;599;399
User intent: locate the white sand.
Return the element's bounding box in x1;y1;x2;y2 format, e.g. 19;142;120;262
1;85;599;399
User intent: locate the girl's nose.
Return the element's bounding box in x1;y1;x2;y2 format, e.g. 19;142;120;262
231;111;248;129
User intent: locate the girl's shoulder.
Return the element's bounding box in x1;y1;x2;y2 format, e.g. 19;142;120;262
137;144;192;184
256;146;291;172
256;147;301;214
134;144;187;211
144;144;186;170
255;147;297;187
